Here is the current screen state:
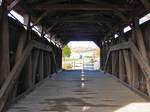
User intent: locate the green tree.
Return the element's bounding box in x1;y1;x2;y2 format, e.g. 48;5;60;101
62;45;71;59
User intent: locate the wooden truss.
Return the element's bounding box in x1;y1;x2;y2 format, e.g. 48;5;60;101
0;40;57;111
104;41;150;95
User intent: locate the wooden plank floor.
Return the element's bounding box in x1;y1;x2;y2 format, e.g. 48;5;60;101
6;71;150;112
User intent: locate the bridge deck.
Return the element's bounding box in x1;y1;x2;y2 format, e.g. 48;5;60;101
6;71;150;112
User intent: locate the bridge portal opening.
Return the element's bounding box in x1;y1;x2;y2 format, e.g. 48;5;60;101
62;41;100;70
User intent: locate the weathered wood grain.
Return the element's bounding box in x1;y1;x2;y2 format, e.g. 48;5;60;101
0;41;53;112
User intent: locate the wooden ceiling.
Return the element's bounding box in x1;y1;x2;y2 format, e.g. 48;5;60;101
7;0;150;46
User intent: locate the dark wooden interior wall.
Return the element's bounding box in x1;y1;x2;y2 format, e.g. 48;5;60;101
0;15;62;111
101;20;150;96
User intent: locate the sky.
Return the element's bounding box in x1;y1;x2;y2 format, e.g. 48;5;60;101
68;41;98;48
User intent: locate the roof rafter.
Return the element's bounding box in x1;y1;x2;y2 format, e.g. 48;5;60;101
7;0;21;11
140;0;150;10
32;3;132;11
32;10;51;27
54;12;108;20
30;0;68;5
44;22;58;35
113;11;128;22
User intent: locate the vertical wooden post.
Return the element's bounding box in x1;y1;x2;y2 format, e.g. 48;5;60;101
103;45;105;71
112;38;119;77
58;47;61;70
25;56;33;88
144;25;150;94
32;49;40;84
131;53;139;88
43;52;46;78
25;15;33;89
53;45;57;73
111;39;117;75
50;52;53;74
144;25;150;52
57;47;62;70
112;52;116;74
100;45;104;70
105;43;110;73
46;52;51;77
118;31;126;82
107;43;112;73
114;51;119;77
100;45;102;70
0;1;10;111
39;50;44;80
104;45;107;71
104;46;108;72
54;45;58;72
57;47;59;70
130;27;139;88
0;1;10;87
59;48;62;70
43;52;50;78
55;46;58;69
119;50;126;81
123;50;132;85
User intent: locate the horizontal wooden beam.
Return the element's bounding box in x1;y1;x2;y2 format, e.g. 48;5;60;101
46;14;114;25
47;19;108;24
55;30;101;34
55;28;103;33
53;24;100;29
30;0;68;5
52;12;112;20
54;29;101;34
58;33;101;36
66;37;99;41
32;4;131;11
82;0;102;3
104;41;131;73
110;41;130;51
54;26;100;30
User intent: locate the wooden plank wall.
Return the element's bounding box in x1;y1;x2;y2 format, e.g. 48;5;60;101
0;2;62;111
101;19;150;97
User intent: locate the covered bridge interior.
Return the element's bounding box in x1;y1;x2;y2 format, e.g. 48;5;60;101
1;0;150;112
